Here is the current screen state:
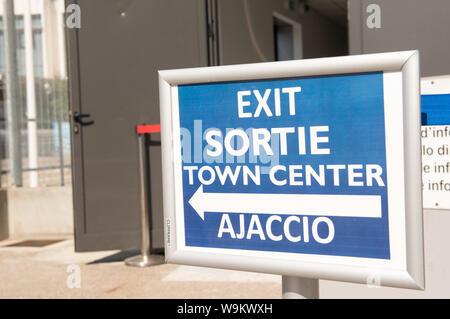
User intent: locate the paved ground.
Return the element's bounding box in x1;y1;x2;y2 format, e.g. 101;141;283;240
0;236;281;299
4;210;449;299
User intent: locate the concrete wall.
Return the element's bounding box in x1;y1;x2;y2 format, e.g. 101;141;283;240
0;186;73;238
217;0;348;65
273;1;348;59
349;0;450;77
218;0;275;65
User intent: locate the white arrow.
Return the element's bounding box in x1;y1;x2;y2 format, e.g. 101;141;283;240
188;185;382;220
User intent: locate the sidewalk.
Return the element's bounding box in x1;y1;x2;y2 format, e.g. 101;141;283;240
0;236;281;299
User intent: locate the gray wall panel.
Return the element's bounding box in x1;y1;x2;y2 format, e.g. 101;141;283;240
349;0;450;76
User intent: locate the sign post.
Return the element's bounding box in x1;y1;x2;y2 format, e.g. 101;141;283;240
282;276;318;299
159;51;425;293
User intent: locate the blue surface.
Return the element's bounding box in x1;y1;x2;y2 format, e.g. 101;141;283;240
421;94;450;125
177;72;390;259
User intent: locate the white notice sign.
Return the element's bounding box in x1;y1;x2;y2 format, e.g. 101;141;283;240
422;125;450;209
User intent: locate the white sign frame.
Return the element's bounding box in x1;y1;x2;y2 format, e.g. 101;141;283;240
158;50;424;289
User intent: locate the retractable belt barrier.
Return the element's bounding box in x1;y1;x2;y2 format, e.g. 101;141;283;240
125;124;164;267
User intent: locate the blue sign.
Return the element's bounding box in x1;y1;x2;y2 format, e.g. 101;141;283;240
421;94;450;125
177;72;390;260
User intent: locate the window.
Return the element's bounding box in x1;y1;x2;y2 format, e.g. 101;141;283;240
0;15;44;77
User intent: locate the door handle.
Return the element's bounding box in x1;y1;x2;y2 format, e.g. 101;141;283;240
73;112;94;126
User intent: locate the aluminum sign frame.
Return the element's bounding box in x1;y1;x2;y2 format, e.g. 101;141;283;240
158;50;424;289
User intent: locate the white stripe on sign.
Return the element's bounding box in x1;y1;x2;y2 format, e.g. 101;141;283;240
189;185;382;220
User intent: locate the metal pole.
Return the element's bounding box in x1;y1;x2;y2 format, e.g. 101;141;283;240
57;120;65;186
24;0;38;187
56;80;65;186
3;0;22;187
125;132;164;267
282;276;319;299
